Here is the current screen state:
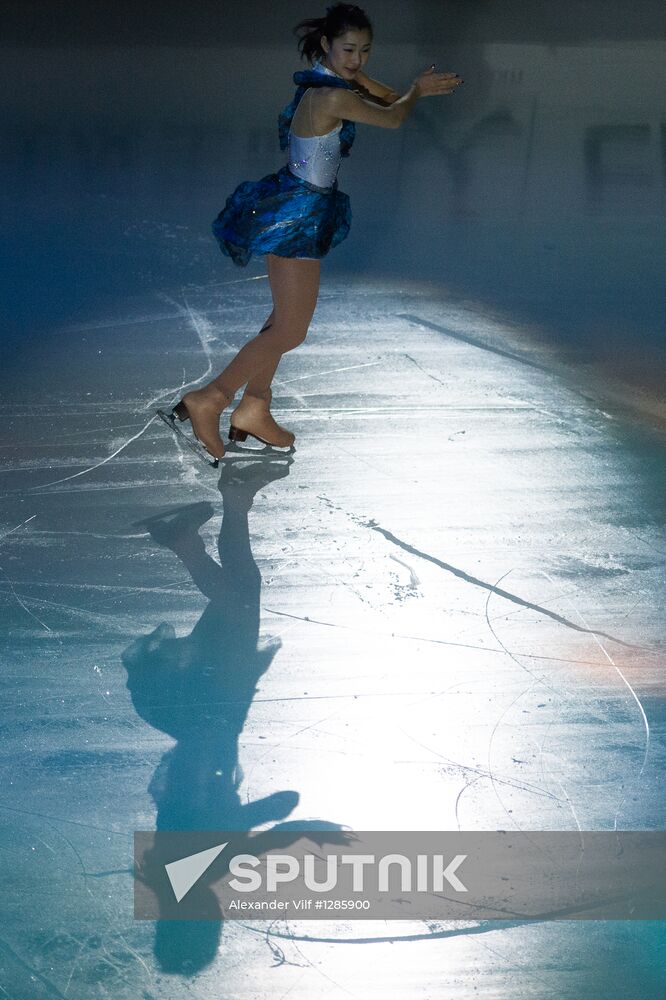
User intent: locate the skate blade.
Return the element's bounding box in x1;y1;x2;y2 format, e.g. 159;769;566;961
156;409;220;469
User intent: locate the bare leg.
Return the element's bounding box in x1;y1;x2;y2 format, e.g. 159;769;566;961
243;311;278;400
243;253;280;399
229;256;294;445
213;254;320;396
181;255;320;456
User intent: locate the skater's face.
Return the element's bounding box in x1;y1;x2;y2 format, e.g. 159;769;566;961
321;29;372;81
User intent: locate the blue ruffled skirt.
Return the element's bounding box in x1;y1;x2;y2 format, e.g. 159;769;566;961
212;164;351;268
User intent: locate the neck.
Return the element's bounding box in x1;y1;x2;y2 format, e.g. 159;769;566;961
315;57;343;80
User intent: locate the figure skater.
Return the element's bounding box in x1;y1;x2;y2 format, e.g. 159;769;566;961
159;2;462;464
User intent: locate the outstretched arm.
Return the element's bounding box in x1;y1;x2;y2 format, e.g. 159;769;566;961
353;68;401;105
328;67;462;131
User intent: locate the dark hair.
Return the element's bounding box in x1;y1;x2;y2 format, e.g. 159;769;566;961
293;3;373;65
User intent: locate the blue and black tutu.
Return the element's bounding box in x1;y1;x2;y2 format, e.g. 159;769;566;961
212;68;357;268
212;165;351;268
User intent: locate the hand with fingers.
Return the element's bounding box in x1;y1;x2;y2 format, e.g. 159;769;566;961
414;64;463;98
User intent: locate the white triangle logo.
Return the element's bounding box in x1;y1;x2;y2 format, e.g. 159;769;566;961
164;841;229;902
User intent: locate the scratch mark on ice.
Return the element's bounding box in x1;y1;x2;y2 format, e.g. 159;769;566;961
540;571;650;832
21;416;158;492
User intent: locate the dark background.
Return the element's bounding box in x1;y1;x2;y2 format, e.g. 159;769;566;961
3;1;665;45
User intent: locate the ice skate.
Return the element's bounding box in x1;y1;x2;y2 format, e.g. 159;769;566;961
157;407;220;468
158;385;230;467
228;389;295;448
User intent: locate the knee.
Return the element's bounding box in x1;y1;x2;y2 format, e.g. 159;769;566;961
274;323;309;352
284;327;309;351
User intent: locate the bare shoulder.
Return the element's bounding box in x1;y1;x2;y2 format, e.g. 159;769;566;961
313;86;343;117
297;87;342;134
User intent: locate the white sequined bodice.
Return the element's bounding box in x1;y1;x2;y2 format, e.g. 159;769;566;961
288;120;343;188
287;59;344;189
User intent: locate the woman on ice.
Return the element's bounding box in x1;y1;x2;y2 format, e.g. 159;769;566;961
161;3;461;464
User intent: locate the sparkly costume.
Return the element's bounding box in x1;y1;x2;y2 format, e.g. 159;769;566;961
212;60;356;267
